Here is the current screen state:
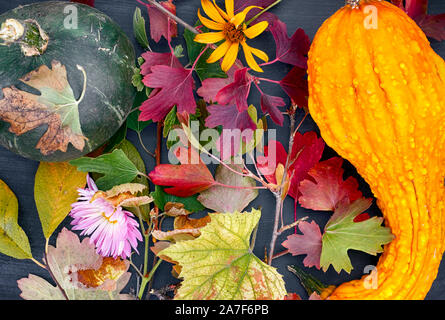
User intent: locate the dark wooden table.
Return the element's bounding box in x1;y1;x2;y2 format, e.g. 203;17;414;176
1;0;444;300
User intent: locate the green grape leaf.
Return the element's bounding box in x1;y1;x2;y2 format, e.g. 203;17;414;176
70;149;141;191
159;209;287;300
320;198;394;273
0;179;32;259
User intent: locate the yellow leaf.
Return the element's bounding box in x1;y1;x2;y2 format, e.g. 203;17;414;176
34;162;87;239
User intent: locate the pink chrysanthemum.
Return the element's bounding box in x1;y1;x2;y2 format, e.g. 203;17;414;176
70;176;143;259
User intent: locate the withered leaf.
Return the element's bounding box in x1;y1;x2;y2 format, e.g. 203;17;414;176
0;60;87;155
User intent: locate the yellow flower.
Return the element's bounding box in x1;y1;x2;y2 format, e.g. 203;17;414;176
194;0;269;73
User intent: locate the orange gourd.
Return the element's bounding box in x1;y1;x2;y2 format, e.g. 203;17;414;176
308;0;445;299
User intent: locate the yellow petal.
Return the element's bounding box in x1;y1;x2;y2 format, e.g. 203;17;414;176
198;9;224;30
194;31;225;44
201;0;226;24
231;5;262;27
221;42;239;72
244;21;269;39
225;0;234;18
212;0;229;20
241;41;263;72
207;40;231;64
250;46;269;62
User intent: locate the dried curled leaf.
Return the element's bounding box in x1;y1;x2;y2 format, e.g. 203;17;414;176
159;209;287;300
0;61;87;155
105;183;147;197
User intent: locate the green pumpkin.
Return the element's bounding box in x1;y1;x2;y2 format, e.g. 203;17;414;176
0;1;136;162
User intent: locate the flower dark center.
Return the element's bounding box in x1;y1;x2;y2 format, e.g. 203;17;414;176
223;23;245;42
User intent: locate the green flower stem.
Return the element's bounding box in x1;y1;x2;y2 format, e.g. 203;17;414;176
246;0;282;26
138;259;163;300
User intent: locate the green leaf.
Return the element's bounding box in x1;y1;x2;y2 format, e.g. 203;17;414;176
70;149;141;191
320;198;394;273
173;44;185;58
127;90;152;133
133;7;151;50
103;122;128;153
184;23;227;81
113;139;148;189
132;67;145;92
0;179;32;259
198;164;258;212
151;185;204;213
160;209;287;299
163;105;179;138
34;162;87;239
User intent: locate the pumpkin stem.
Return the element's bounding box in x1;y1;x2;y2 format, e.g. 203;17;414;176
0;19;48;56
345;0;361;8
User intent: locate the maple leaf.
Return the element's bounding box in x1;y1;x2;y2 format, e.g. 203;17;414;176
159;209;287;300
70;0;94;6
140;51;182;76
198;164;259;213
298;157;363;211
282;221;322;269
256;140;288;184
142;0;177;43
260;93;285;126
392;0;445;41
0;61;88;155
269;20;310;68
279;67;309;108
215;68;253;112
139;65;196;122
287;131;325;199
320;199;394;273
197;62;240;103
17;228;132;300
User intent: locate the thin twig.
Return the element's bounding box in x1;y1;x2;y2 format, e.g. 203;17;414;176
137;131;156;158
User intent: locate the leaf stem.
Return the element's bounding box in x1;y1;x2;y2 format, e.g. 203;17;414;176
138;259;162;300
30;258;46;270
44;238;69;300
245;0;282;26
137;131;156;158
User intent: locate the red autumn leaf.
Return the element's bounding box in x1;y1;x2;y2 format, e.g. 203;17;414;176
139;65;196;122
353;212;371;223
269;20;310;68
140;52;182;75
260;94;285;126
392;0;445;41
215;68;253;112
279;67;308;108
256;140;288;184
205;104;256;160
143;0;177;43
282;221;322;269
149;148;215;197
287;131;325;199
298;157;363;211
197;62;241;103
70;0;94;6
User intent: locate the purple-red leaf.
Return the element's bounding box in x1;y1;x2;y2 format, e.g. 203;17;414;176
235;0;278;27
287;131;325;199
215;68;253;112
280;67;308;108
139;65;195;122
298;157;363;211
282;221;322;269
144;0;177;43
140;52;182;76
197;63;240;103
269;20;310;68
260;94;285;126
256;140;288;184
